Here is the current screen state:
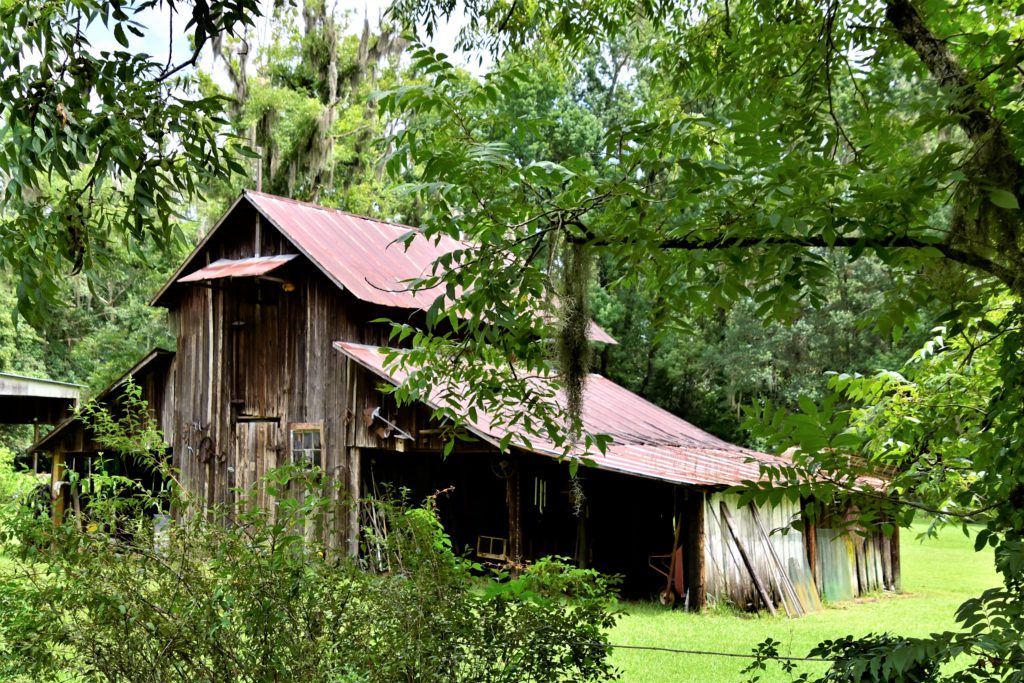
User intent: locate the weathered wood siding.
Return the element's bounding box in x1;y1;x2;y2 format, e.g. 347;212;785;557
704;492;897;611
704;492;813;611
167;209;415;545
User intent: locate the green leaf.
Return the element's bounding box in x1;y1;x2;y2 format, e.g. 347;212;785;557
114;23;129;48
989;189;1019;210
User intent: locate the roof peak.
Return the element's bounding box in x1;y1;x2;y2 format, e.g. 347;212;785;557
243;190;425;234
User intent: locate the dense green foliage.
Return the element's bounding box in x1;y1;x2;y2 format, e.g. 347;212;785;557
375;0;1024;679
198;3;415;220
4;0;1024;679
0;465;619;683
0;447;34;504
0;0;263;319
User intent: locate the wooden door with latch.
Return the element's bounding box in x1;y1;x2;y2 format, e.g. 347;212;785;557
233;420;281;517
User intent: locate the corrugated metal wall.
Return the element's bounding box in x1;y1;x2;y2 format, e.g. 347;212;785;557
703;492;894;615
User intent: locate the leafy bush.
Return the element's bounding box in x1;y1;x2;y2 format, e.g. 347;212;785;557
0;446;34;504
0;464;620;683
503;554;621;604
743;633;942;683
808;634;938;682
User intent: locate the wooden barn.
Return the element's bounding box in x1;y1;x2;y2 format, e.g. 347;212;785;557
31;190;900;612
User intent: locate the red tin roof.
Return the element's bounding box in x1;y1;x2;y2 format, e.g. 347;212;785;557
246;191;459;311
177;254;297;283
334;341;785;487
157;191;615;344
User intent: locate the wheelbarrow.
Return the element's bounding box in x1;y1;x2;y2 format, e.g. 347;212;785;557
648;546;685;606
648;515;685;606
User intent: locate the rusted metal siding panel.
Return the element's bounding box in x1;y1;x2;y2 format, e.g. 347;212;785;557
815;528;859;602
703;493;818;613
812;523;892;602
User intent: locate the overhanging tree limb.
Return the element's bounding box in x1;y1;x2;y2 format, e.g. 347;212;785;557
577;231;1019;291
884;0;1024;285
884;0;999;144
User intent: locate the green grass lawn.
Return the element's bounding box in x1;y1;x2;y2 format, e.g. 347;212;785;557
609;524;999;682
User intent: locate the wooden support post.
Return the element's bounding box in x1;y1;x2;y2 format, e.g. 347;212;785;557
51;449;65;527
806;523;818;586
684;491;706;611
890;525;902;592
880;534;893;590
803;501;818;590
574;506;589;568
32;421;39;474
347;447;361;558
854;537;868;595
71;475;83;531
507;458;522;570
720;502;777;616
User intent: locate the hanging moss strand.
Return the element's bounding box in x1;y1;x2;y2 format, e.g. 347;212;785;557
559;241;591;437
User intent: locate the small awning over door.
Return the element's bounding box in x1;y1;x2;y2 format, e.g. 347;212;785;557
177;255;297;283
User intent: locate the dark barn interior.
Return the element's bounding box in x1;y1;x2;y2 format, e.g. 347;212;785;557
362;447;705;600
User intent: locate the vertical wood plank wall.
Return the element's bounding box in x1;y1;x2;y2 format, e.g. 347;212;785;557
168;211;402;548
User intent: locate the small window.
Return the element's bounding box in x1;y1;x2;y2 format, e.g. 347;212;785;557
289;424;322;469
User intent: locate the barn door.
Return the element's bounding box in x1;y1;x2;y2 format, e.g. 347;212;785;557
233;420;281;516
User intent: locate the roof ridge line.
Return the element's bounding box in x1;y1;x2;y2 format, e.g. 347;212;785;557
244;189;426;234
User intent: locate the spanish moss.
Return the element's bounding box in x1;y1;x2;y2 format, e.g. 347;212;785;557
559;241;591;437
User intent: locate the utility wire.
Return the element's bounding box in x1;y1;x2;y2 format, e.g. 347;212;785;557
576;641;1024;668
572;641;830;662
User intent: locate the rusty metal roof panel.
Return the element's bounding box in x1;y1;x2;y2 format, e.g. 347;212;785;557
246;191;456;310
177;254;297;283
333;341;781;487
245;192;617;344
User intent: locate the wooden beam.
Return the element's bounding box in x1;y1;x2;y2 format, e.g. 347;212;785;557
685;490;706;611
507;458;522;571
880;533;893;590
805;513;818;589
890;525;902;592
32;421;39;474
51;449;65;527
347;446;361;558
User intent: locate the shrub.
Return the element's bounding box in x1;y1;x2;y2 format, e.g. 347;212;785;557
511;555;622;603
0;464;620;683
0;446;34;505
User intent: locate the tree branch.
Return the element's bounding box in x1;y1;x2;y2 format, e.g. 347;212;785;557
580;231;1019;291
884;0;1024;286
884;0;996;144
